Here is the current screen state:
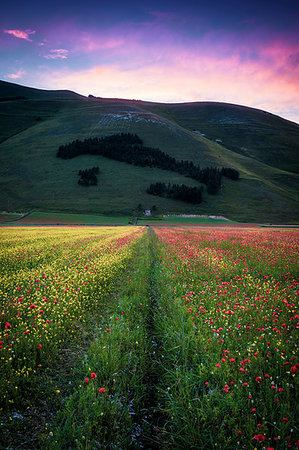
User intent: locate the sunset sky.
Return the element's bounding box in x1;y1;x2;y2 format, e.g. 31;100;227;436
1;0;299;123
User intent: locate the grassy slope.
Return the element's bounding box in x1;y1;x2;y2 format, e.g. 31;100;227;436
0;80;85;143
0;81;298;223
142;101;299;173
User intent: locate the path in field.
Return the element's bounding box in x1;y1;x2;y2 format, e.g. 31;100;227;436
43;229;170;449
138;229;166;448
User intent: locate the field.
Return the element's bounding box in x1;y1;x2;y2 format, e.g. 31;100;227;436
0;213;23;223
157;215;234;225
0;225;298;448
0;211;131;226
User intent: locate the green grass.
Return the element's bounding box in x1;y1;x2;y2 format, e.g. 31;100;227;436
8;211;131;225
138;215;234;225
162;215;233;225
0;81;298;224
0;212;23;222
0;80;85;143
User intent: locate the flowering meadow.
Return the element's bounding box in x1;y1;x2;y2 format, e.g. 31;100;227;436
0;226;144;409
0;225;298;448
152;226;299;448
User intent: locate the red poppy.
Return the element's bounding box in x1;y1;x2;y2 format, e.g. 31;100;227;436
253;434;266;441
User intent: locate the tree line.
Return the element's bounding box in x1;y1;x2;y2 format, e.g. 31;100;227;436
57;133;239;194
147;183;203;204
0;96;27;102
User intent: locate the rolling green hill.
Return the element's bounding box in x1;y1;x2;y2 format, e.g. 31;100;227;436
0;80;298;224
142;101;299;174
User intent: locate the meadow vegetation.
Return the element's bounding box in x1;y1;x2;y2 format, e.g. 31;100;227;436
0;225;298;448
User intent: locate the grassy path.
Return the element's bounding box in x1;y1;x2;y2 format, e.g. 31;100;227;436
44;230;164;448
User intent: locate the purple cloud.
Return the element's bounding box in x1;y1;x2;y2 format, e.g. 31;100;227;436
3;29;36;41
44;49;69;59
78;36;124;52
6;69;26;79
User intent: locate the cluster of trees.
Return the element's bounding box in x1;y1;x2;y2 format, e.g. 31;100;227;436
220;167;239;180
57;133;142;160
147;183;203;204
78;167;99;186
57;133;239;195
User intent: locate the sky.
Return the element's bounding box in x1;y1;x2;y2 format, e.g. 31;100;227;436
1;0;299;123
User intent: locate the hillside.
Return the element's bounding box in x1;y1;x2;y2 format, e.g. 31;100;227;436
0;80;298;223
142;101;299;174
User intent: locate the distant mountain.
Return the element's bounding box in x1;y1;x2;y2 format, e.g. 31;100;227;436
0;80;298;223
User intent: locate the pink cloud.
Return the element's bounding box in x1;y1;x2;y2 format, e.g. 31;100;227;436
6;69;26;79
44;49;69;59
258;40;299;76
3;29;36;41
